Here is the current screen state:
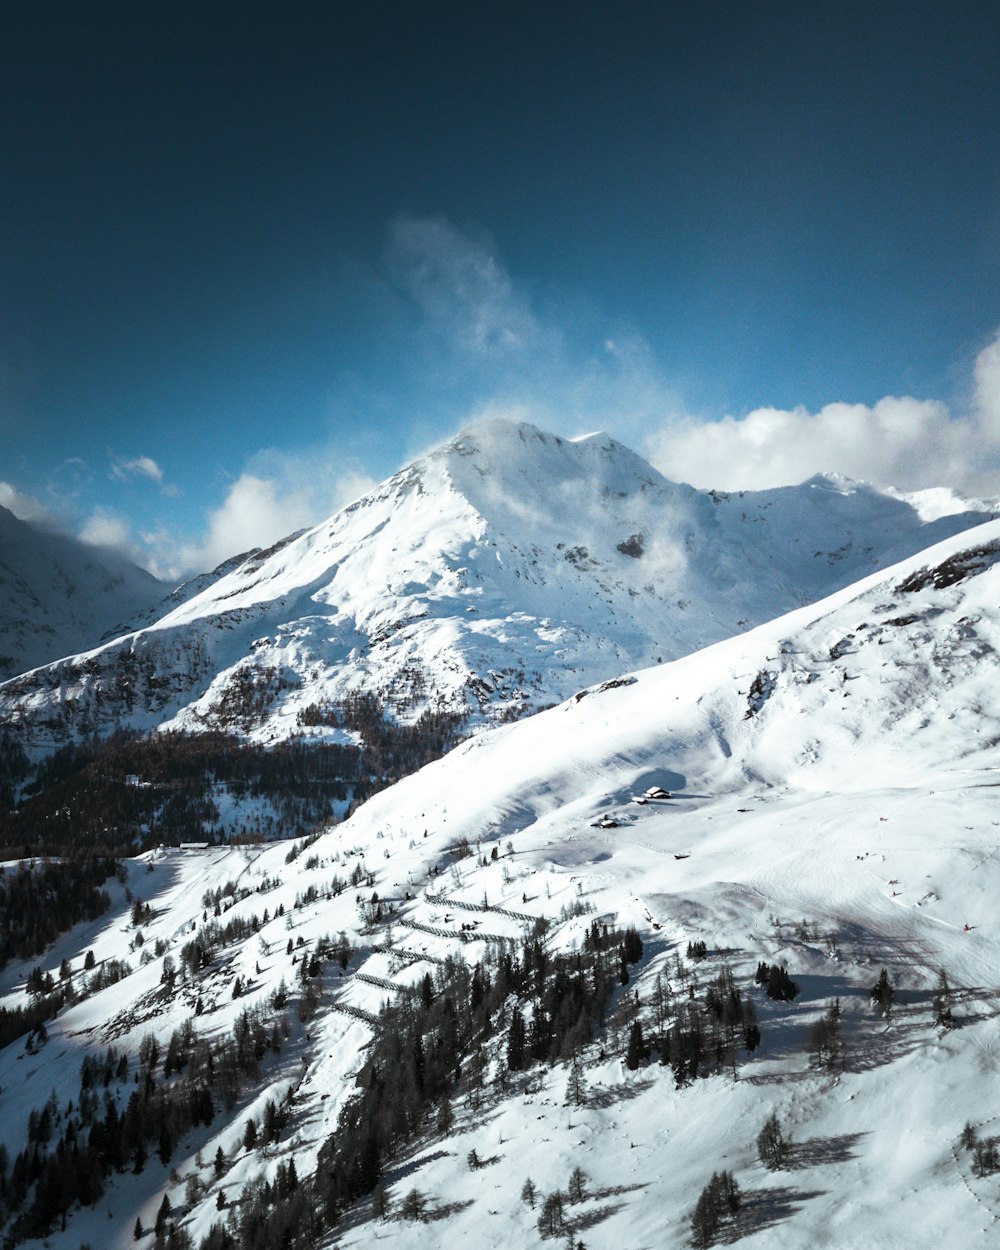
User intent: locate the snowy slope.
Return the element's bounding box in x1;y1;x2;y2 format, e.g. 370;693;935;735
2;419;993;755
0;506;168;679
8;520;1000;1249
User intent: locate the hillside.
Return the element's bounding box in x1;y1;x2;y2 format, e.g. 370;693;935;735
0;505;169;680
4;520;1000;1248
1;420;993;764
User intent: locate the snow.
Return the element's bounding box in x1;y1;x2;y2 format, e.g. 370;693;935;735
0;505;167;680
2;419;996;759
7;514;1000;1246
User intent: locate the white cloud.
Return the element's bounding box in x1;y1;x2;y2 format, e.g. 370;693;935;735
646;331;1000;496
142;453;378;581
0;481;53;524
78;508;135;553
328;468;378;513
385;220;1000;499
181;475;300;571
111;454;162;484
110;453;168;487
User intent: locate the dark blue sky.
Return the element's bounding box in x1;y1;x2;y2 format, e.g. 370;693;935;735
3;1;1000;574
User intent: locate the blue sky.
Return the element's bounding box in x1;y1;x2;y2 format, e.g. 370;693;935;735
3;1;1000;577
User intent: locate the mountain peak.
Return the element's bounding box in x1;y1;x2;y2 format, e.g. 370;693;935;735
4;420;997;752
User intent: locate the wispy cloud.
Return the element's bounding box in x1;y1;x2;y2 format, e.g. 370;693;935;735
109;452;179;496
386;216;543;358
384;216;682;455
110;453;164;485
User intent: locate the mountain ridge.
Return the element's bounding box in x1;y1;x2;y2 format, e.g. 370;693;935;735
0;504;170;680
2;419;996;761
3;511;1000;1248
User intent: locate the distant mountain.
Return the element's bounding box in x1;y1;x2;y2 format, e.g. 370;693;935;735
0;505;168;679
1;419;994;755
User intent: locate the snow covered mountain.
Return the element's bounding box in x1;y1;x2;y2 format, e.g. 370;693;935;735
6;518;1000;1249
1;418;993;756
0;505;168;679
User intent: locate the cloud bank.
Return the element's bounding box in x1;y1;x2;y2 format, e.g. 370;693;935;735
388;217;1000;497
142;454;377;582
5;216;999;581
648;343;1000;496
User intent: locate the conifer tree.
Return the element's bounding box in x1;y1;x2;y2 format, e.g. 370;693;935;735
932;968;954;1028
871;968;894;1016
401;1188;427;1221
625;1020;647;1070
756;1110;790;1169
689;1188;718;1249
154;1193;171;1237
537;1191;565;1238
371;1181;389;1220
742;998;760;1053
566;1058;587;1107
507;1006;527;1071
521;1177;537;1208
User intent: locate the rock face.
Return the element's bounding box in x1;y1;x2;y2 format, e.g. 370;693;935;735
1;418;994;754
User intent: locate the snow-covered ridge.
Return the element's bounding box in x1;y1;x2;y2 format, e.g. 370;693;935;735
2;418;995;755
8;514;1000;1248
0;505;168;679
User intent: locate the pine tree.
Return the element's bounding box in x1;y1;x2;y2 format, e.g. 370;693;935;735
961;1122;977;1151
742;998;760;1053
568;1166;587;1203
436;1097;454;1135
566;1058;587;1107
973;1138;1000;1177
401;1188;427;1221
806;1000;842;1071
134;1216;143;1240
154;1193;172;1237
871;968;894;1016
766;963;799;1001
932;968;954;1028
372;1181;389;1220
690;1170;740;1246
507;1006;527;1071
689;1188;718;1249
537;1191;565;1238
521;1177;537;1208
625;1020;647;1070
756;1111;790;1169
